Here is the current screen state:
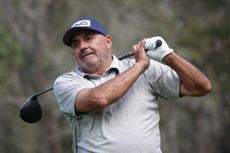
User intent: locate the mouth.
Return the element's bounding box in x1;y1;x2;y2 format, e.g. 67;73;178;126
80;51;96;59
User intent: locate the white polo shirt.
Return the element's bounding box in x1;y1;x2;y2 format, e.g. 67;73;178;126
53;55;180;153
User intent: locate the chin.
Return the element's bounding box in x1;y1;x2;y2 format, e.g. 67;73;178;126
80;60;100;71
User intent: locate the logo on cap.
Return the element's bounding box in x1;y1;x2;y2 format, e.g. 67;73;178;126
71;20;91;28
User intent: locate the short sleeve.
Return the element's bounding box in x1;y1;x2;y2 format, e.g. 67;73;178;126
144;60;181;99
53;72;93;116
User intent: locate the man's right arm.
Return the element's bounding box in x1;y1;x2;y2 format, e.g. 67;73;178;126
75;41;149;113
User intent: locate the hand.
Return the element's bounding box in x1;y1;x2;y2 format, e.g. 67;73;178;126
145;36;173;62
132;40;150;71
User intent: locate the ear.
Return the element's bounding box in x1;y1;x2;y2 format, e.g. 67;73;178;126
105;35;112;49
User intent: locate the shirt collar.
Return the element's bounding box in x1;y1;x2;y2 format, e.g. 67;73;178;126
75;55;121;78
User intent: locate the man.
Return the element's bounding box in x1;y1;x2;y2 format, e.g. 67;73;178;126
53;17;211;153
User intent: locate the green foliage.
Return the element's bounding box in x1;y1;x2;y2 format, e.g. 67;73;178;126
0;26;25;90
0;26;24;67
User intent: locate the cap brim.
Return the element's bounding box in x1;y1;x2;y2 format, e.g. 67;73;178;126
63;27;106;47
63;27;82;47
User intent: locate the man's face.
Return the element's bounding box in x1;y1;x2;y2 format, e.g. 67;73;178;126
71;29;112;74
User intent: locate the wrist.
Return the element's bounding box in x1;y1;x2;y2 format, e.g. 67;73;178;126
162;51;177;64
134;62;149;73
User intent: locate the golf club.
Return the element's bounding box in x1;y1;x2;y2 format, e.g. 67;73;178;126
20;87;53;123
20;39;162;123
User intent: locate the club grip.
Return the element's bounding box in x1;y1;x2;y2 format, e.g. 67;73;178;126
119;39;162;60
145;39;162;51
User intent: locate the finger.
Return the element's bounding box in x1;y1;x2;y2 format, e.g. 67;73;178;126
139;41;145;49
132;44;138;52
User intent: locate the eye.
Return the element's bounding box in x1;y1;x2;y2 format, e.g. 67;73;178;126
71;41;79;49
85;35;93;41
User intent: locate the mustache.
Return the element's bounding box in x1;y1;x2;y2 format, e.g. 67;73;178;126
79;49;96;58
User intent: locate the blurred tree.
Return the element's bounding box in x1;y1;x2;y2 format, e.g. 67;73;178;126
0;0;72;153
0;0;229;153
160;0;230;153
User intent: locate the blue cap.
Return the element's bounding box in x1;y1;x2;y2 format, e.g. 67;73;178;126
63;17;108;47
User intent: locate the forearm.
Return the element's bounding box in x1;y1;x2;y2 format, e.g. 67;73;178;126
76;63;146;112
162;52;212;96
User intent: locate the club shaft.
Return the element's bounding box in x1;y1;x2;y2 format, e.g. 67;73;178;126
34;87;53;97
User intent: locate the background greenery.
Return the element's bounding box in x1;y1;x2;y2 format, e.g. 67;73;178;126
0;0;229;153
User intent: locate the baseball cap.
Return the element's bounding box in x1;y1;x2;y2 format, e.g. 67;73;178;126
63;17;108;47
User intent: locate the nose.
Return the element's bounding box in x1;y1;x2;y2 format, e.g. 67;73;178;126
79;40;88;50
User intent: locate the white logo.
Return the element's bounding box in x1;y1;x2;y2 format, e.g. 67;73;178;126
71;20;91;28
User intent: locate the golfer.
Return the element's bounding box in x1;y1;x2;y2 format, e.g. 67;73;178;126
53;17;211;153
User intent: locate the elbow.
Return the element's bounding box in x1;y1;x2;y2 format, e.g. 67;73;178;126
92;94;110;109
86;89;116;110
76;89;111;112
96;98;110;109
183;78;212;97
197;79;212;96
202;79;212;95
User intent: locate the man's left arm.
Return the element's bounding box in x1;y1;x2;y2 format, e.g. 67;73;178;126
145;36;212;97
162;52;211;97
